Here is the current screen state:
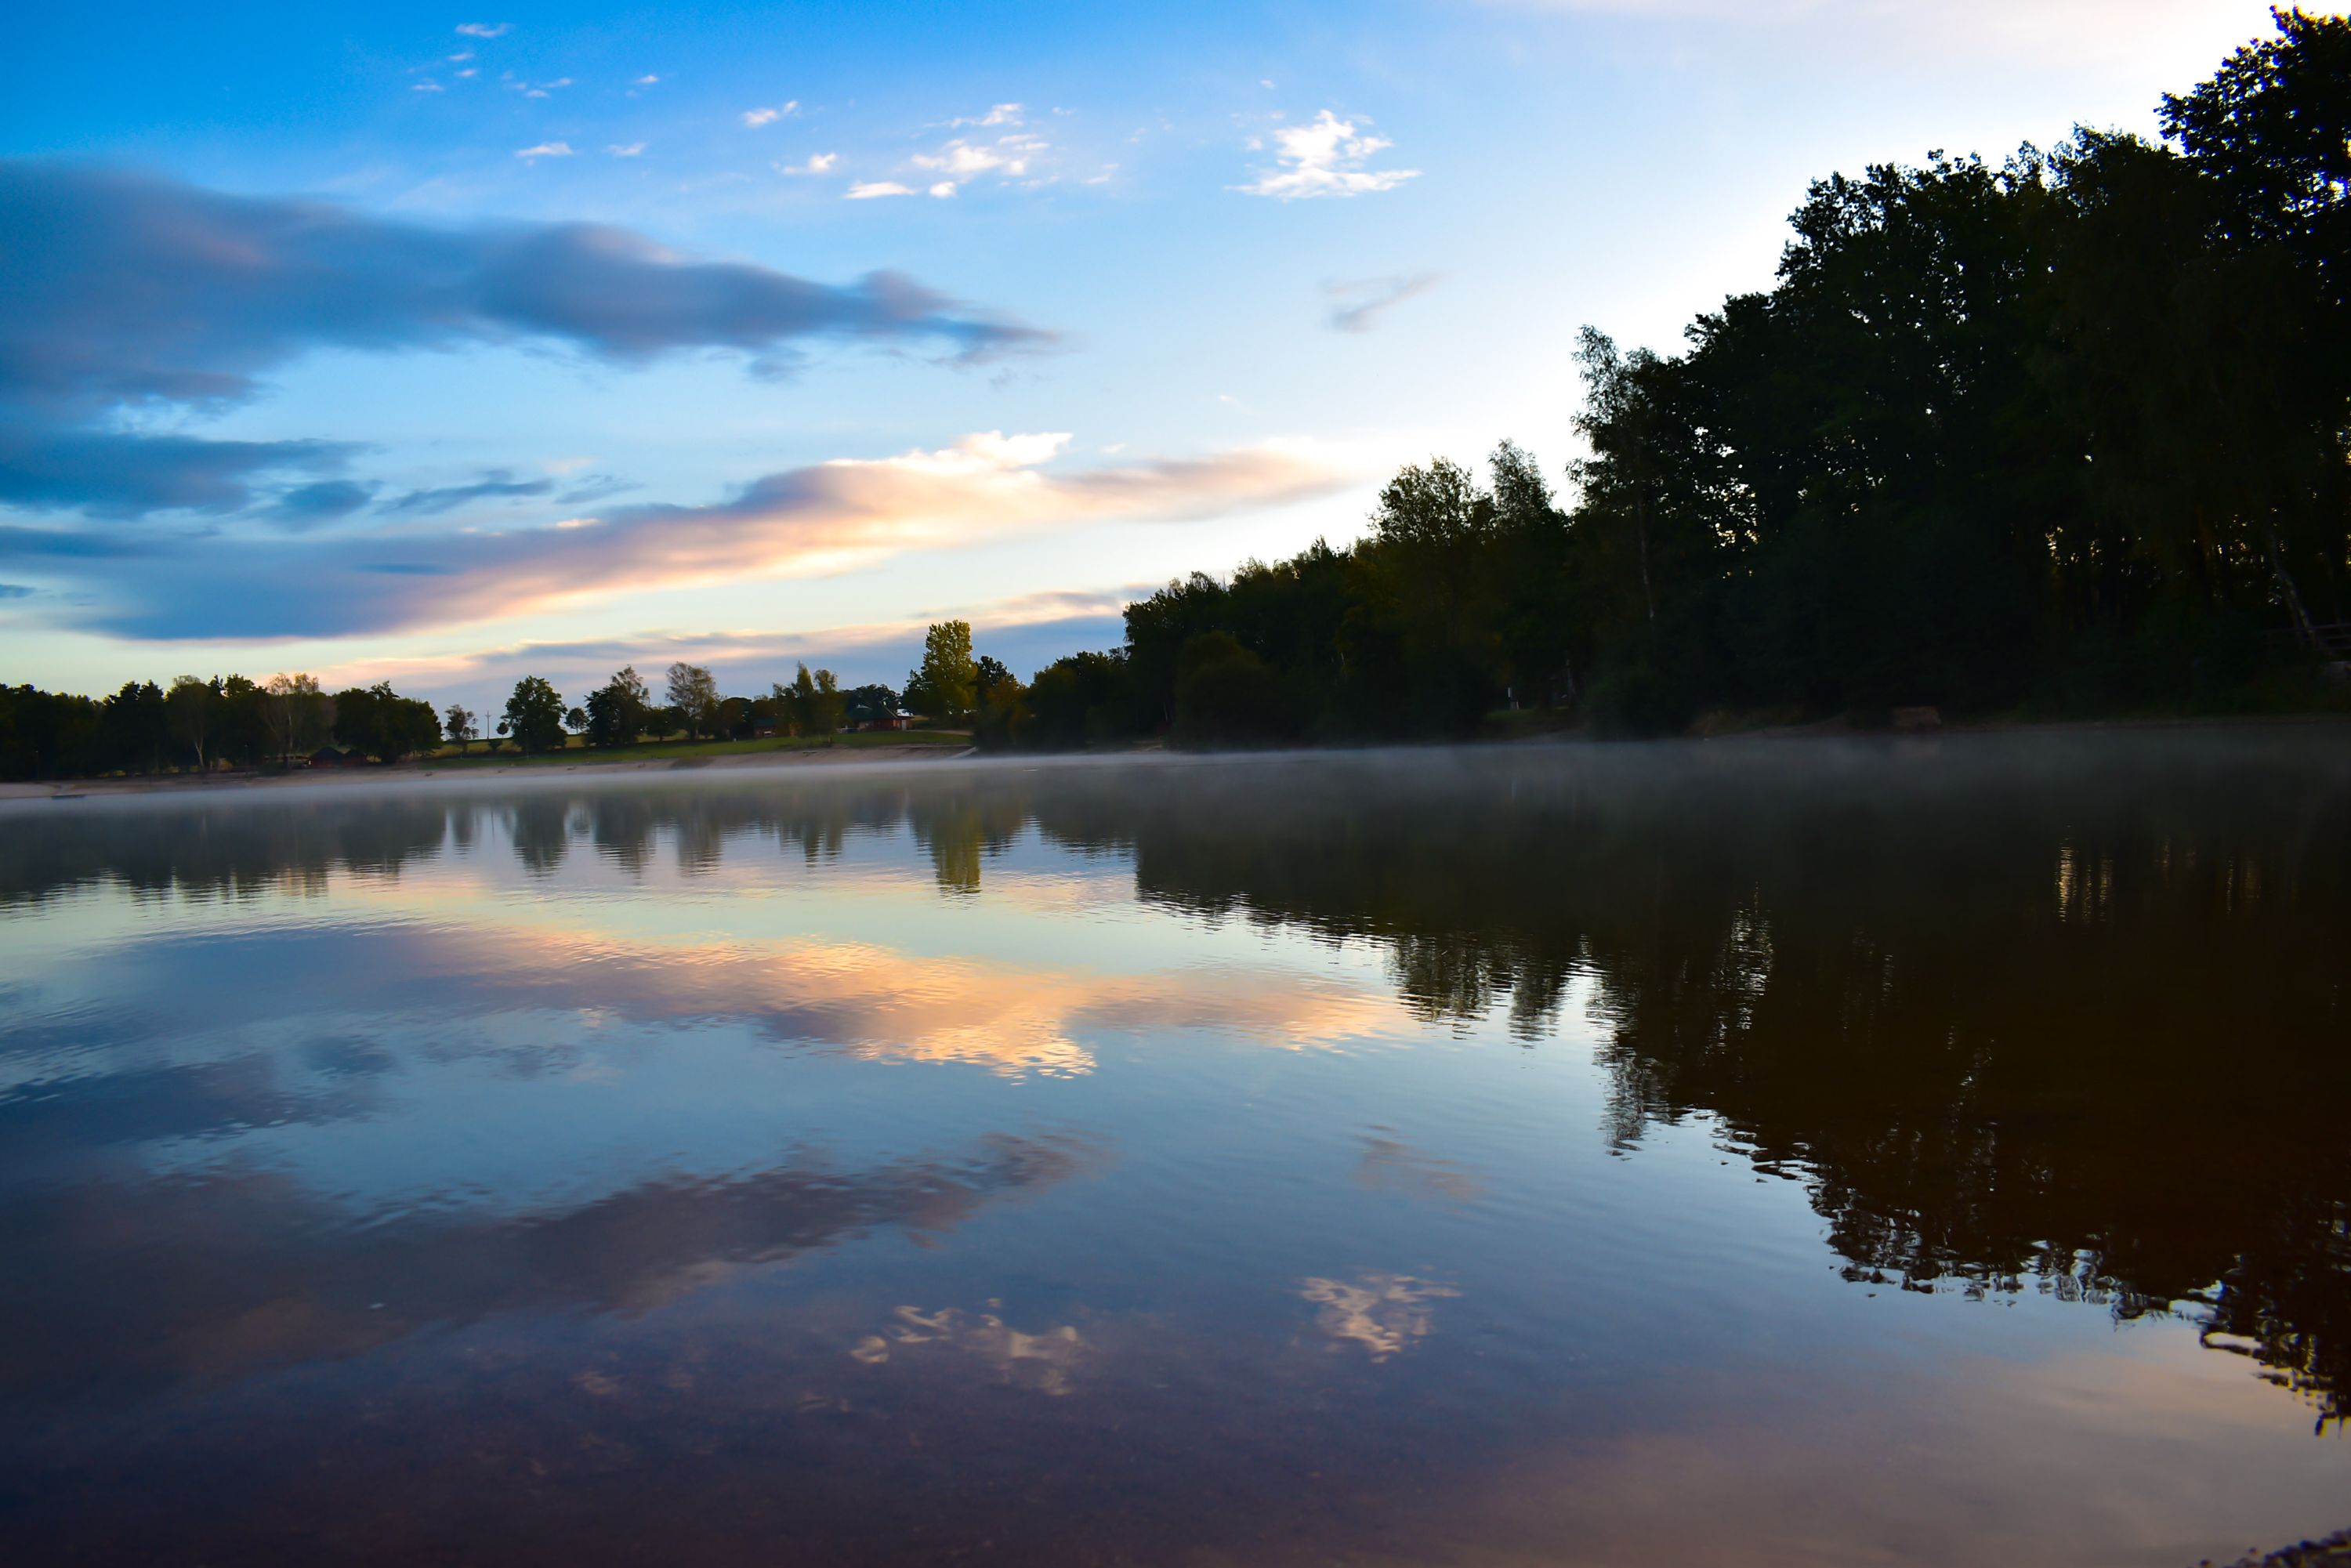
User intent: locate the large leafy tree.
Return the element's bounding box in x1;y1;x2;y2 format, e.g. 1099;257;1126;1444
917;621;978;720
665;661;719;739
502;676;567;755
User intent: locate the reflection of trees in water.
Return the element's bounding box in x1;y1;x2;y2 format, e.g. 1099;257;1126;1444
5;741;2345;1423
0;797;458;907
1023;739;2351;1428
909;792;1026;896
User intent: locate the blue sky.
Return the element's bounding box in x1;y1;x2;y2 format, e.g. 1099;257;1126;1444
0;1;2281;708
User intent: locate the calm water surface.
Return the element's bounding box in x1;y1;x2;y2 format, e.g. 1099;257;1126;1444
2;734;2346;1566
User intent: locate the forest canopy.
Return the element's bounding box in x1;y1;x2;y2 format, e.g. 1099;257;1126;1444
980;9;2351;745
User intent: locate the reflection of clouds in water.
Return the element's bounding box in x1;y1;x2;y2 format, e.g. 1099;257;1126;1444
305;914;1397;1080
852;1303;1088;1396
1301;1273;1458;1362
0;1133;1102;1404
1355;1131;1482;1204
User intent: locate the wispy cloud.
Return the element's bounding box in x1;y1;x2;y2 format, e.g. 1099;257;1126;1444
777;151;838;176
846;180;915;199
16;432;1347;639
411;81;444;93
515;140;574;160
380;470;553;516
633;74;658;85
1236;110;1418;200
1324;271;1442;332
951;103;1024;128
454;21;509;38
607;142;646;158
741;101;798;128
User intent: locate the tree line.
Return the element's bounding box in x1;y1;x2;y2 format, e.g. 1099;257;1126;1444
0;674;443;782
968;10;2351;747
0;628;998;780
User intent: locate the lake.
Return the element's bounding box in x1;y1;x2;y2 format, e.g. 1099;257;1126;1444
2;732;2346;1566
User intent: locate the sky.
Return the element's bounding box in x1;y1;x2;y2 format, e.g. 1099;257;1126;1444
0;0;2287;710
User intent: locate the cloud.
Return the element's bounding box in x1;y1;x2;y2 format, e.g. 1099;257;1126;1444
909;132;1051;197
846;180;915;199
741;102;798;128
951;103;1024;128
18;432;1346;639
1237;110;1419;200
0;584;32;599
411;81;444;93
380;470;553;515
0;161;1053;518
1324;271;1442;332
777;152;838;176
266;479;379;530
0;421;359;520
633;74;658;85
606;142;646;157
454;22;509;38
514;140;574;159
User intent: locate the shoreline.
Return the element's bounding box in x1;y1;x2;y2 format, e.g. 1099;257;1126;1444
0;741;979;801
2;711;2343;802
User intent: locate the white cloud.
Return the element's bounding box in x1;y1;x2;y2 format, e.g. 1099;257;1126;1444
846;180;915;199
455;21;510;38
456;68;476;78
906;131;1051;193
607;142;646;158
514;141;575;161
449;51;473;62
1236;110;1418;200
412;81;444;93
951;103;1024;127
741;101;799;128
777;151;839;176
635;74;659;85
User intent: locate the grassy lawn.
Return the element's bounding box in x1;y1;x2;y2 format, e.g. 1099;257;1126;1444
424;731;970;767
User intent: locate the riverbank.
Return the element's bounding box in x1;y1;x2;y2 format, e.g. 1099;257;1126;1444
5;709;2344;801
0;741;976;800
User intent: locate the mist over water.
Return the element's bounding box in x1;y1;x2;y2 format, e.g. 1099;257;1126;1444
2;732;2346;1566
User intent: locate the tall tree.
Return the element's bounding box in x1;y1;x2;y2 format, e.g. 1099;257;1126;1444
165;676;216;773
665;661;719;739
261;674;334;766
918;621;979;720
502;676;567;755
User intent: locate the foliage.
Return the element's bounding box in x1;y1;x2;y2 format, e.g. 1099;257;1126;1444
775;662;846;737
261;674;335;764
333;681;444;762
977;11;2351;748
501;675;567;755
582;665;652;748
665;661;719;739
913;621;978;721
